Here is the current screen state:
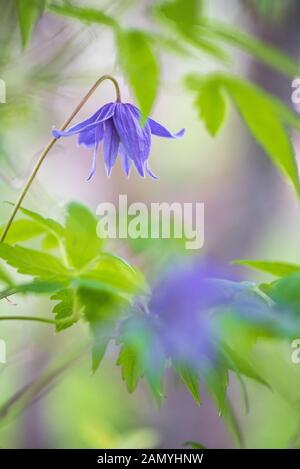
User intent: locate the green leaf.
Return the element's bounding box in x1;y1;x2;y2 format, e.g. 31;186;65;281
117;318;165;397
185;34;229;62
17;205;65;239
219;345;250;413
79;286;124;325
90;321;114;372
82;253;146;296
194;77;227;136
3;204;65;248
47;2;117;29
117;29;159;116
222;399;244;448
203;366;243;447
221;342;270;388
65;202;103;269
0;244;69;281
0;265;13;287
203;366;228;415
74;277;132;302
156;1;228;62
202;19;300;78
15;0;45;47
157;0;203;26
266;272;300;318
42;233;60;250
183;441;206;449
51;289;76;332
226;76;300;197
0;219;45;245
79;287;121;370
117;342;144;393
152;33;192;57
0;280;65;300
174;362;201;405
233;259;300;277
187;73;300;196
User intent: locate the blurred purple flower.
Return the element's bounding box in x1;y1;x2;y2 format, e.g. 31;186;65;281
52;102;184;180
148;261;226;371
147;260;290;371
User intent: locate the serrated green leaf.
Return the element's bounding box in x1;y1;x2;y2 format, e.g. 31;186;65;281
77;286;121;370
233;259;300;277
203;366;244;447
0;280;65;300
79;286;124;326
117;318;165;398
0;265;13;287
51;289;76;332
221;342;270;389
78;284;120;370
65;202;103;269
266;272;300;317
47;2;117;29
117;29;159;116
174;362;201;405
16;205;65;239
203;366;228;415
90;321;114;372
3;204;65;248
15;0;45;47
194;77;227;136
220;345;250;413
117;342;144;393
0;244;69;281
0;219;45;245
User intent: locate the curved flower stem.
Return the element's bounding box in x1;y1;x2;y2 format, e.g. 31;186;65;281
0;75;121;243
0;315;56;324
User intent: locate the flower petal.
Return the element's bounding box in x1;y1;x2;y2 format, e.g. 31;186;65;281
103;118;120;177
126;103;185;138
52;103;116;139
86;126;102;181
113;103;151;178
145;162;158;179
149;118;185;138
119;143;132;177
78;123;104;148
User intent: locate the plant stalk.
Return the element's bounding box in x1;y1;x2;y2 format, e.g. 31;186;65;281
0;75;121;242
0;316;56;324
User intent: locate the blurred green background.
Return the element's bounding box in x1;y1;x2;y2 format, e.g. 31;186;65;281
1;0;300;449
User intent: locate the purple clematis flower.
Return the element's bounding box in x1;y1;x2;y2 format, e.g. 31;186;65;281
52;102;185;180
147;259;294;372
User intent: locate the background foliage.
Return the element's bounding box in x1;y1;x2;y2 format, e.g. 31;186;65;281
0;0;300;449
